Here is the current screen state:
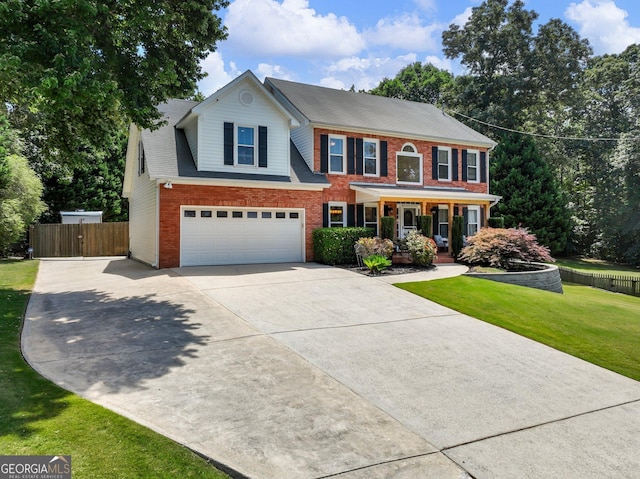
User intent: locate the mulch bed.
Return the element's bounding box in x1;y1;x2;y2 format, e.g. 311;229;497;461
337;263;437;276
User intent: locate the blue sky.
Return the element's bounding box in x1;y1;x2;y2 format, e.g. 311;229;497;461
198;0;640;95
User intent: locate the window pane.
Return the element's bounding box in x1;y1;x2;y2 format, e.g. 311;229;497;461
467;153;477;166
397;155;420;182
364;157;377;175
276;212;286;218
238;146;254;165
438;209;448;222
330;206;344;226
329;137;343;155
468;167;477;181
237;127;254;146
289;212;299;219
232;211;243;218
364;206;377;223
468;210;478;223
402;144;416;152
364;141;377;157
201;210;212;218
438;149;449;179
330;155;343;172
217;211;228;218
261;212;272;218
247;211;258;218
184;210;196;218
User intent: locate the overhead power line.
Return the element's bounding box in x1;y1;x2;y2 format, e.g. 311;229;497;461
448;110;640;142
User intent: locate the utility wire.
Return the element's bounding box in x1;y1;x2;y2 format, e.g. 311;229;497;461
448;110;640;142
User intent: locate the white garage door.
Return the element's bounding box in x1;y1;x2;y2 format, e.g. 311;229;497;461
180;207;304;266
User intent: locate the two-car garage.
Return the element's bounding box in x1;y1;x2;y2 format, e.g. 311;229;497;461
180;206;305;266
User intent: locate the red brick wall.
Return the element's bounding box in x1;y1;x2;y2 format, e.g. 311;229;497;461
158;184;323;268
314;128;490;204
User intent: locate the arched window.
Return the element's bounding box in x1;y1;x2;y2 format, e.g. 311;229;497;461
396;143;422;184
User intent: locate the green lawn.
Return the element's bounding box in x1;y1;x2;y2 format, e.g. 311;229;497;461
397;276;640;381
0;259;229;479
555;257;640;278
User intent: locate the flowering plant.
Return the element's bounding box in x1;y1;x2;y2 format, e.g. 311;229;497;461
405;230;437;266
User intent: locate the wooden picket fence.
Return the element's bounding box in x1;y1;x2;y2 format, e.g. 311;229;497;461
30;222;129;258
558;266;640;297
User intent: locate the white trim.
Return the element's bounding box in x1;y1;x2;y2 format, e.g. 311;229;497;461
363;138;380;177
328;201;347;227
154;177;328;191
328;134;346;175
350;183;502;203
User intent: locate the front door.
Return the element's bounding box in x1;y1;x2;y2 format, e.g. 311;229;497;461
398;204;420;239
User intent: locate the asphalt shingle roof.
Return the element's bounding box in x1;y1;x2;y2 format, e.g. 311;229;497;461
266;77;496;148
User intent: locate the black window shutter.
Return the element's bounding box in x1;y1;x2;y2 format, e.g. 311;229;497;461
461;150;468;181
380;141;388;176
320;135;329;173
355;138;363;175
463;207;469;233
432;146;438;180
347;204;355;227
454;206;459;216
322;203;329;227
347;137;356;174
224;122;234;165
356;204;364;227
258;126;268;167
452;148;459;181
432;210;438;236
480;151;487;183
480;206;485;227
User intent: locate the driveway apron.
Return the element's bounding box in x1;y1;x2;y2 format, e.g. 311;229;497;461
23;258;640;479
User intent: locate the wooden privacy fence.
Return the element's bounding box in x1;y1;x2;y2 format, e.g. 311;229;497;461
30;222;129;258
558;266;640;297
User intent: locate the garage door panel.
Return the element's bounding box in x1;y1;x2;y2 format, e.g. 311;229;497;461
181;208;304;266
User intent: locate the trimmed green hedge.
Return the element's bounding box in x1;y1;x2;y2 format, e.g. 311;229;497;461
488;217;505;228
452;215;464;258
313;227;374;265
417;215;432;238
380;216;395;240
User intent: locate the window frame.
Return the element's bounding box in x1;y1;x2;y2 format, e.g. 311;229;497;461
328;201;347;228
363;138;379;177
364;203;378;235
437;146;452;181
466;149;480;183
467;205;480;236
438;206;449;238
396;143;423;185
236;125;256;167
328;134;346;175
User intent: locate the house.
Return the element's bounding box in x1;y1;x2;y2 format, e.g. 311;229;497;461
123;70;500;268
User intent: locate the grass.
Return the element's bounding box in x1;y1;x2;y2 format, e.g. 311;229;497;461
555;257;640;278
397;276;640;382
0;259;229;479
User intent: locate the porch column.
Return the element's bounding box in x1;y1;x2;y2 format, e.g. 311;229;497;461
447;201;454;253
484;202;491;227
379;200;385;235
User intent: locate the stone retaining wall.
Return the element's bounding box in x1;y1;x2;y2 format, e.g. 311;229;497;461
464;263;563;293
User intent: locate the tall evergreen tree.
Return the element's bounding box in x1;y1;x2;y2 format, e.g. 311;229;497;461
490;133;572;255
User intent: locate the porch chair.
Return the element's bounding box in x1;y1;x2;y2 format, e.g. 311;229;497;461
434;234;447;252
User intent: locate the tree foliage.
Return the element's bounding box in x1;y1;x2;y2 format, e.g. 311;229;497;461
370;62;454;105
0;0;228;165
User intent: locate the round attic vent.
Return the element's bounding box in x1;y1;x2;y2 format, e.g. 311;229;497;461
239;90;254;106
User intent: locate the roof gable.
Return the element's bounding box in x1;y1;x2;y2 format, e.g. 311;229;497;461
265;77;496;148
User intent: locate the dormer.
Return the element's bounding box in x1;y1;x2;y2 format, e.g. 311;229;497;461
176;71;300;177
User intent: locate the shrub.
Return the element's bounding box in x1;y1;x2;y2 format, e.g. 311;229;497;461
313;227;373;265
356;236;394;258
363;254;392;274
416;215;432;238
380;216;395;240
452;215;464;258
405;230;437;266
458;227;554;269
488;217;505;228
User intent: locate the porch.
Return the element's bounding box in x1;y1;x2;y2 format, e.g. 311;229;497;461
351;183;501;255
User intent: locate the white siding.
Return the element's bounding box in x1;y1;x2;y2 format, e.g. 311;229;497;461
183;118;198;166
290;124;314;172
128;169;158;266
197;82;291;176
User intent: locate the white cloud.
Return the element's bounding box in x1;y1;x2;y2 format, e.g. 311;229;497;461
255;63;292;81
320;53;419;92
364;14;441;51
198;51;242;97
565;0;640;54
450;7;473;28
423;55;453;73
224;0;365;58
412;0;436;13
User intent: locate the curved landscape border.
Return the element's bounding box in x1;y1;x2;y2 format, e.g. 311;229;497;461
464;262;563;294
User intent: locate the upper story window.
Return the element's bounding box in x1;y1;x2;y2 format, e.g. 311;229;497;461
329;135;345;174
437;147;451;181
397;143;422;184
466;150;479;182
363;139;379;176
237;126;255;166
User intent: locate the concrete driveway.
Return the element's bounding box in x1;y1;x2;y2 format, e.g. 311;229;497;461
23;258;640;479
